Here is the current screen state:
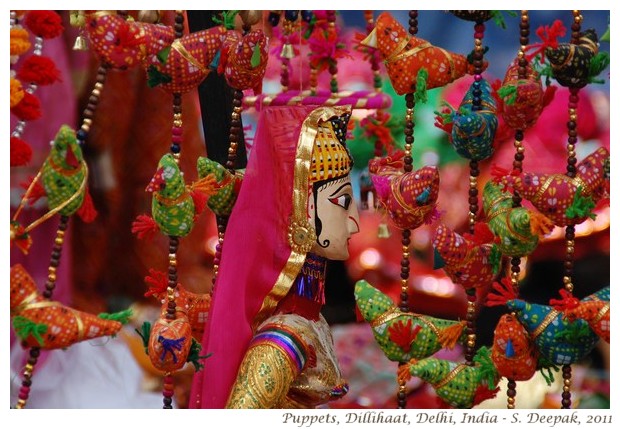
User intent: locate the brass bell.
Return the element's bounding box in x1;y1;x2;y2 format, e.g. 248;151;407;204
377;223;391;239
280;43;295;59
73;35;88;51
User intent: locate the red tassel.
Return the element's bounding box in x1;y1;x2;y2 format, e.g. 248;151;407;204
144;268;168;297
10;136;33;167
525;19;567;63
116;21;144;49
10;92;42;121
19;176;46;205
388;319;422;353
490;78;505;115
24;10;64;39
550;289;579;311
76;189;98;223
485;277;518;307
16;56;62;86
131;214;159;240
473;385;500;406
464;223;495;246
190;190;208;216
542;84;557;108
433;106;454;135
10;221;33;255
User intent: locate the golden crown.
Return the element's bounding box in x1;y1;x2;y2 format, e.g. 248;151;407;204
309;121;352;183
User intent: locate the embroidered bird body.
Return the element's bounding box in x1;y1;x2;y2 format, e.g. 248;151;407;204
361;12;483;95
86;12;268;94
482;181;553;257
432;223;498;291
40;125;96;221
10;264;127;349
498;59;554;130
491;313;539;381
553;287;610;344
368;152;440;231
196;157;243;217
398;346;500;409
496;147;609;227
440;78;499;161
354;280;466;362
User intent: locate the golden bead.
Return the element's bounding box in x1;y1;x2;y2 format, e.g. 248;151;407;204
229;142;238;149
92;88;101;97
566;246;574;254
173;120;182;128
24;363;34;372
231;112;240;121
16;399;26;408
172;153;181;162
48;266;56;274
568;150;576;158
507;404;515;409
516;146;525;154
228;147;236;154
569;114;577;122
48;273;56;282
94;82;103;90
54;237;64;246
517;51;525;58
564;378;572;387
467;334;476;341
467;340;476;348
83;118;92;127
507;396;516;405
566;283;574;293
563;276;571;284
80;124;90;134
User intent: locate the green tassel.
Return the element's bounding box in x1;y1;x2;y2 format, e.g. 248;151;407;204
588;52;610;83
414;68;428;104
433;247;446;269
213;10;239;30
489;244;502;275
156;46;171;64
250;43;261;68
98;308;133;325
135;321;152;353
566;186;596;220
600;26;610;43
147;65;172;88
12;315;47;347
498;84;518;105
538;361;558;386
188;338;212;372
473;346;498;390
555;320;592;343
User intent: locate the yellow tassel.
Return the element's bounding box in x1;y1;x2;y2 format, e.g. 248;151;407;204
10;78;25;108
529;210;554;236
190;173;218;197
438;321;466;350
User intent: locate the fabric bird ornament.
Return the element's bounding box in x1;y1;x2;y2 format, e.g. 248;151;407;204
132;153;217;239
552;287;610;344
40;125;97;221
432;223;499;291
398;346;500;409
11;264;129;349
545;28;609;88
494;147;609;227
497;59;555;130
144;268;211;341
354;280;466;363
368;151;440;231
487;278;599;367
483;181;553;257
437;78;499;161
196;157;243;217
491;313;539;381
361;11;484;96
85;12;175;70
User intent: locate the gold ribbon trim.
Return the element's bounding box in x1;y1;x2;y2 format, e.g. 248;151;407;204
171;39;208;75
532;309;559;339
434;364;466;390
591;303;610;325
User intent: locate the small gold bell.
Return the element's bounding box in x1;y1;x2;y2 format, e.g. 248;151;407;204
73;35;88;51
280;43;295;59
377;223;391;239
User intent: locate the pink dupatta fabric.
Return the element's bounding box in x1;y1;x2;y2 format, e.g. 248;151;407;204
190;105;323;408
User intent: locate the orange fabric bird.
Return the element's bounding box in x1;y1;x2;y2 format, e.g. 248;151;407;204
362;12;485;95
10;264;126;349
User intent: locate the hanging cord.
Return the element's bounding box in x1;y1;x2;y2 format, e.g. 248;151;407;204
396;10;418;411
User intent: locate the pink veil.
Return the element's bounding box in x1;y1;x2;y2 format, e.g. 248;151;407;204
190;105;353;408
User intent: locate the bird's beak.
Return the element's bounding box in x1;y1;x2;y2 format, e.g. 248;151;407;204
360;27;377;48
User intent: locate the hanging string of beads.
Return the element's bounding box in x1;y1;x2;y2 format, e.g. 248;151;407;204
279;11;294;92
505;10;530;410
396;10;417;411
462;17;487;367
160;10;187;410
559;9;582;411
326;10;339;94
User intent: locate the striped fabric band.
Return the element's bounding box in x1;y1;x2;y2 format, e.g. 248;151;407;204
251;324;308;372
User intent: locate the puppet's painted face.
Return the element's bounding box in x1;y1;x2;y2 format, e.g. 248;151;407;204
309;175;360;260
